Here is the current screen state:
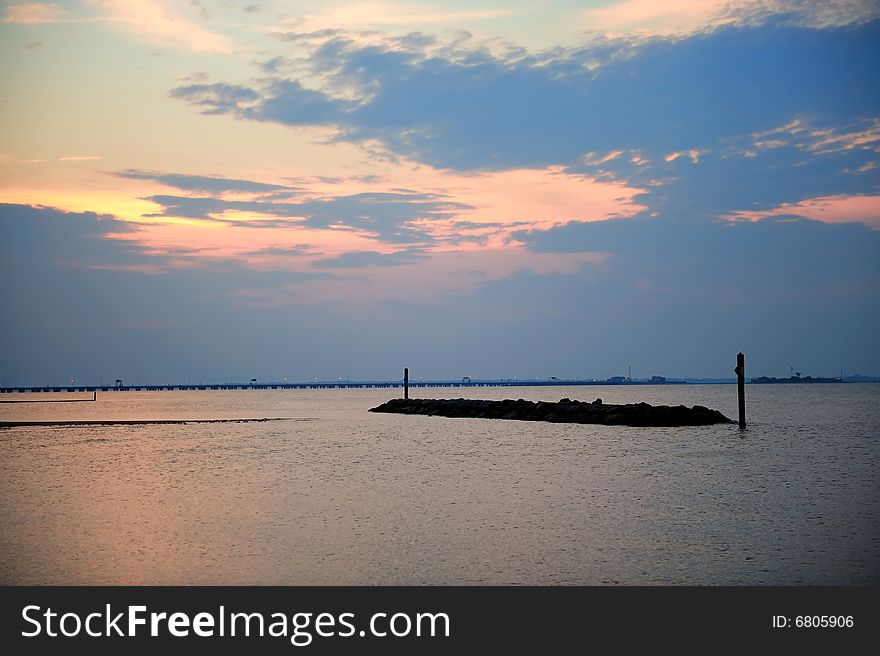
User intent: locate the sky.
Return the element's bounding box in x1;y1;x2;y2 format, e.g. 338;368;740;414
1;0;879;385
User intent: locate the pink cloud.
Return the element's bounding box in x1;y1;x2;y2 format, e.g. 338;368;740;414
445;166;645;228
228;246;609;308
3;2;68;24
10;162;646;310
115;165;646;261
581;0;727;35
725;194;880;229
90;0;234;53
107;219;381;266
663;149;707;163
748;117;880;156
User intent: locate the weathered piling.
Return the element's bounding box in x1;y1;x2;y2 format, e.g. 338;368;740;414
404;367;409;400
734;352;746;429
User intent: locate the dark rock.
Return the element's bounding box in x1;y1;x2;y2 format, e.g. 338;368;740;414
369;397;734;427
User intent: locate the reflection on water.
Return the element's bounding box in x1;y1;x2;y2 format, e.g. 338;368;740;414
1;384;878;584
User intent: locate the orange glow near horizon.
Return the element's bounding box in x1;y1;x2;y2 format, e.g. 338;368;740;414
0;189;159;223
2;163;647;269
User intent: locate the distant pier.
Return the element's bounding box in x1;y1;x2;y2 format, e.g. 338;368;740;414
1;378;692;394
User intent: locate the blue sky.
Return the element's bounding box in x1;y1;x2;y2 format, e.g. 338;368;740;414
1;1;878;384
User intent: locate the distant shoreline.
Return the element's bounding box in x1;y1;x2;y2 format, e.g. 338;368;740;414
2;378;875;395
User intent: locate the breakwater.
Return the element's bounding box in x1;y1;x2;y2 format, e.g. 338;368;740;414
369;397;734;427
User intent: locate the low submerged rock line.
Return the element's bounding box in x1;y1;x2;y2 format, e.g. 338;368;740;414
0;417;293;428
370;398;734;427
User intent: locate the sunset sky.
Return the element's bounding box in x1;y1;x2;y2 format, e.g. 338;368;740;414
1;0;879;385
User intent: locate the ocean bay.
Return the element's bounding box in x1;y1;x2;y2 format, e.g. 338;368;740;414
1;384;877;585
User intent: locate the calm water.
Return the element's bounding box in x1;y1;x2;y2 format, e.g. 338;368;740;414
1;384;877;585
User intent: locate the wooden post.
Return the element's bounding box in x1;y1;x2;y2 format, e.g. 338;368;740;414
734;352;745;429
404;367;409;400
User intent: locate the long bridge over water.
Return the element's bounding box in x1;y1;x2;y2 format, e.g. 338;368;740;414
0;378;677;394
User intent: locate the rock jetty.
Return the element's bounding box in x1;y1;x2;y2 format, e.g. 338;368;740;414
369;397;733;427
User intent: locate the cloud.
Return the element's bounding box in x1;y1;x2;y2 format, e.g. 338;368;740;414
124;163;646;254
282;1;516;33
141;190;471;244
724;193;880;229
663;149;706;164
580;0;879;36
454;221;880;377
504;212;880;374
89;0;234;53
0;202;145;267
251;79;349;125
3;194;878;383
4;1;236;53
170;19;880;178
802;120;880;156
169;82;259;115
167;17;880;250
114;169;298;196
0;203;346;384
747;117;880;156
719;0;880;30
6;4;880;383
245;245;313;256
509;211;880;352
581;0;729;36
311;249;426;268
0;201;343;279
573;145;878;229
3;2;68;24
